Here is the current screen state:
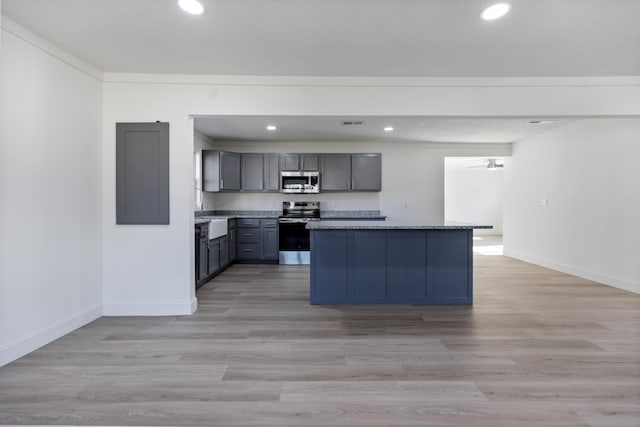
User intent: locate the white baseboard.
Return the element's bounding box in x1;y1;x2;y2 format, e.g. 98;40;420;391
504;249;640;294
0;304;102;368
102;298;198;316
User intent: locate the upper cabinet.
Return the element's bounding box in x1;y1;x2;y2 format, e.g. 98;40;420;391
240;153;280;192
204;150;381;192
321;153;381;192
320;154;351;191
203;150;241;191
241;153;264;191
263;153;280;191
352;153;382;191
280;154;319;171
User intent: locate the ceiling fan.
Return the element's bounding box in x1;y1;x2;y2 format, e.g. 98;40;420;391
466;158;504;170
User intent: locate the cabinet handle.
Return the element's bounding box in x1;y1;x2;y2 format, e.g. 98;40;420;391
221;178;224;188
243;249;253;253
242;233;253;237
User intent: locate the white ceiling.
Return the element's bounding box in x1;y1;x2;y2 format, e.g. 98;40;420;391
2;0;636;143
194;116;572;143
2;0;639;77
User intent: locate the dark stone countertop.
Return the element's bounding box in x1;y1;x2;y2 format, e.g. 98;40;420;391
306;220;492;230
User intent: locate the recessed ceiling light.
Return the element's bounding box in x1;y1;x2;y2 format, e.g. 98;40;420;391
266;125;277;131
383;126;394;132
481;3;511;20
178;0;204;15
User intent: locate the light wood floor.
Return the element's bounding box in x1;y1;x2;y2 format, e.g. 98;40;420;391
1;236;639;426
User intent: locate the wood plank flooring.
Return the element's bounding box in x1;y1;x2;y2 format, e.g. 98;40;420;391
1;236;639;426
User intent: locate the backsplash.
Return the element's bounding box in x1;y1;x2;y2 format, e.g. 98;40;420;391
195;210;383;219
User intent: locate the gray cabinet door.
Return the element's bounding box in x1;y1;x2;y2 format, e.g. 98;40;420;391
352;154;381;191
116;122;169;224
208;238;221;276
228;220;237;262
300;154;319;171
280;154;319;171
203;150;241;192
241;153;264;191
263;153;280;191
280;154;300;171
198;236;209;281
261;219;278;260
388;231;428;299
219;236;229;267
350;231;387;301
310;230;348;303
220;152;241;190
321;154;351;190
426;230;472;303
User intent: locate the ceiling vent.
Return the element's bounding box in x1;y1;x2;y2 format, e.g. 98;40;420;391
340;120;364;126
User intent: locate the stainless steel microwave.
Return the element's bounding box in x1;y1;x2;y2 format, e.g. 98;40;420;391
281;171;320;193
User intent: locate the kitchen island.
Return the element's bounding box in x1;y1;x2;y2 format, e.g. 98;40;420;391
307;221;491;305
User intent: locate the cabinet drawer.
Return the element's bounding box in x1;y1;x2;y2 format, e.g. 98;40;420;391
237;243;260;259
238;229;260;243
237;218;260;227
261;219;278;228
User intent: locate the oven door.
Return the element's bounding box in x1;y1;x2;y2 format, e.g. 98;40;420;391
278;219;311;264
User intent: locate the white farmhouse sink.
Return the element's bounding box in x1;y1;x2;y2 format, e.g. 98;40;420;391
208;218;228;240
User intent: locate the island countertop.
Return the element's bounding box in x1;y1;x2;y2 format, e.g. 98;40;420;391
306;220;492;230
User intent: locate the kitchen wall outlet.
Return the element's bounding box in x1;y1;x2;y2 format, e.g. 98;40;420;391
404;202;408;209
540;198;548;207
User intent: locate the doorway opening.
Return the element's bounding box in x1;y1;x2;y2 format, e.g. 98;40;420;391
444;157;505;255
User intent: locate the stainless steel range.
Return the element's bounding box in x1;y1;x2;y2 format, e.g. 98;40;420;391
278;201;320;265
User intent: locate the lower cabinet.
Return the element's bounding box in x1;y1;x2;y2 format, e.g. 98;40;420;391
236;218;278;262
196;224;209;286
261;219;278;260
310;229;472;304
195;222;235;289
219;235;229;268
196;217;279;288
228;220;237;263
208;238;221;275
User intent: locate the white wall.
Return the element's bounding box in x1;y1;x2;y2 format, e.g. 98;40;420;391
0;18;103;366
101;73;640;316
445;159;504;234
504;118;640;293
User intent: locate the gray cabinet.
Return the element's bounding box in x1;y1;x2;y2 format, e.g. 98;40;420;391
310;229;472;304
241;153;280;192
203;150;241;192
426;230;472;303
280;154;319;171
208;238;220;277
196;223;209;287
196;221;234;288
219;236;230;268
261;219;278;260
321;153;381;192
263;154;280;191
352;154;381;191
228;220;237;262
320;154;351;191
202;151;380;193
241;153;264;191
236;218;278;262
237;218;261;260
